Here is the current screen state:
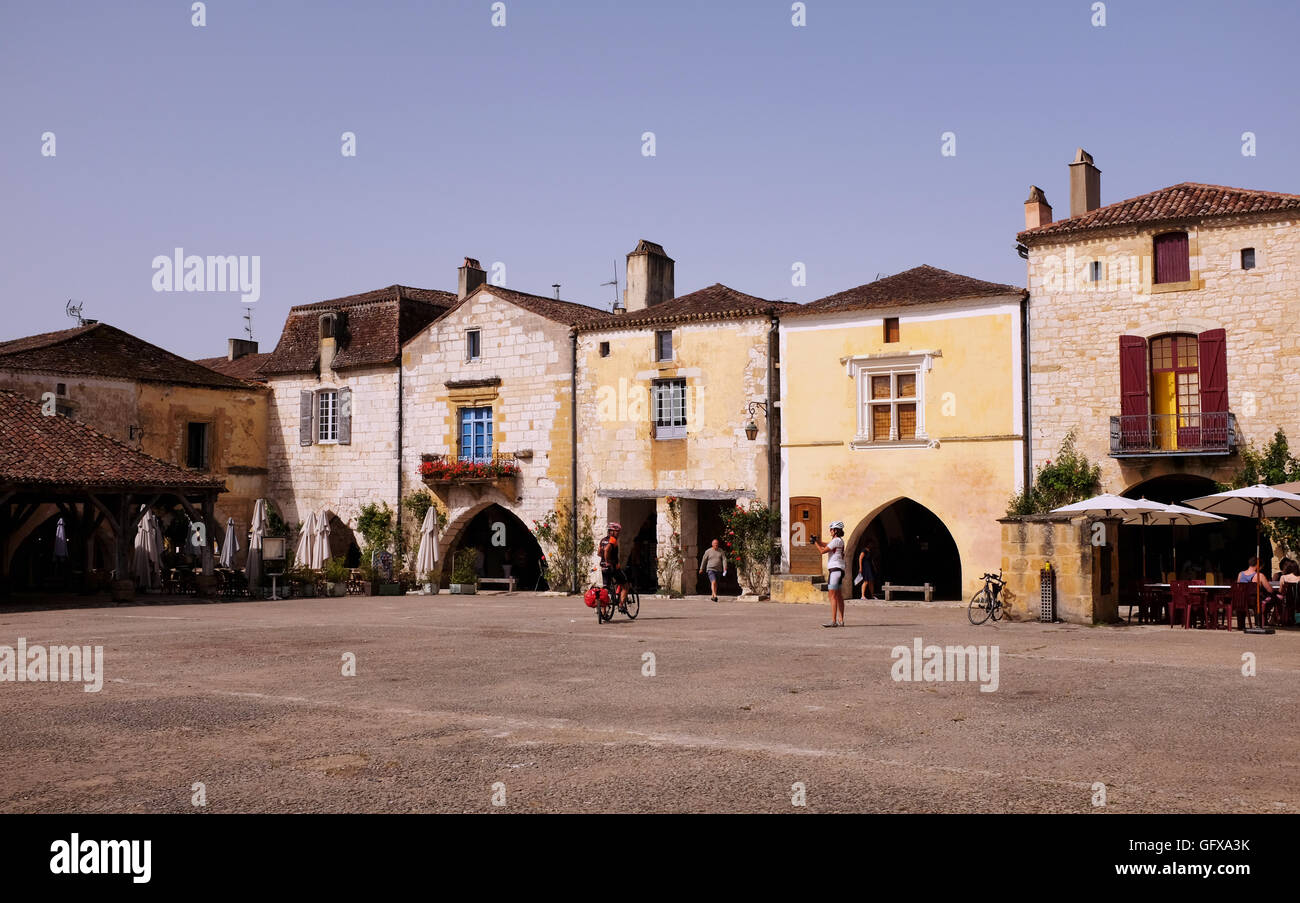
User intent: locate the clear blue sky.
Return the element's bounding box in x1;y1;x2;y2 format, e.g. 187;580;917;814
3;0;1297;358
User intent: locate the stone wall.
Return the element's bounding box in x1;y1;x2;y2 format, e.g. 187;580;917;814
998;515;1120;624
265;364;398;540
576;317;775;590
1025;214;1300;493
401;290;577;567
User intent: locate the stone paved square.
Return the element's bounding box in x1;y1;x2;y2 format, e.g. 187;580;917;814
1;594;1296;814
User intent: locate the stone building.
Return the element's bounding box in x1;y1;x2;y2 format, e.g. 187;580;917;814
778;266;1027;603
575;241;793;596
400;259;606;589
260;283;454;556
1017;149;1300;587
0;322;267;582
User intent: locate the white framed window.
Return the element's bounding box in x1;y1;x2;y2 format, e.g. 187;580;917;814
318;390;339;443
466;329;481;361
652;378;687;439
845;353;934;447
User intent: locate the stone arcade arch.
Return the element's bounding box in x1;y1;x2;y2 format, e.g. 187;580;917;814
846;497;962;601
439;502;545;590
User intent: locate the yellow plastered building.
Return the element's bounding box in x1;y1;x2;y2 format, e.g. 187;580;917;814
778;266;1027;602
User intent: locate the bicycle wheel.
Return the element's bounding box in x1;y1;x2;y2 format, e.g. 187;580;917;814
990;594;1005;621
597;590;614;623
968;589;992;625
623;588;640;620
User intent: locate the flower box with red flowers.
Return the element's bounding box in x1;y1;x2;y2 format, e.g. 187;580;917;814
419;453;519;485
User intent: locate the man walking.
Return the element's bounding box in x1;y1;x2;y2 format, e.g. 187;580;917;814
699;538;728;602
814;521;847;627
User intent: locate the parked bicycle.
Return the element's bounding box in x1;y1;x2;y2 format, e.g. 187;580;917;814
968;570;1006;625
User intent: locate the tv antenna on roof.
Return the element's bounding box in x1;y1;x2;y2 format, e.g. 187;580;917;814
601;261;621;312
65;299;87;325
244;306;254;341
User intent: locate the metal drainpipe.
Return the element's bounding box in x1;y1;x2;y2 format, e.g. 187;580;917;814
396;356;404;556
570;328;579;593
768;315;781;564
1021;292;1032;491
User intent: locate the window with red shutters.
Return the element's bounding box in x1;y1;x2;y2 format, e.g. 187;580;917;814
1119;335;1149;449
1153;232;1190;284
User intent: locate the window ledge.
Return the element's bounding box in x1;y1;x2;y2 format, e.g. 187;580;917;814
849;438;932;450
1150;278;1200;294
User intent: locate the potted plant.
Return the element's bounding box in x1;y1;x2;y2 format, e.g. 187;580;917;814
357;561;377;596
289;565;319;598
421;568;440;595
323;557;349;597
449;549;478;595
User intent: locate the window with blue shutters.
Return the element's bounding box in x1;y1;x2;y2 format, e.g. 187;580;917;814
459;407;493;461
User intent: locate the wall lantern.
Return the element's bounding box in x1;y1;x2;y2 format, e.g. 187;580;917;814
744;401;768;441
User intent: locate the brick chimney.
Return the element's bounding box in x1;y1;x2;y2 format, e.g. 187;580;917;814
623;240;674;312
1069;148;1101;218
1024;186;1053;230
227;337;258;361
458;257;486;300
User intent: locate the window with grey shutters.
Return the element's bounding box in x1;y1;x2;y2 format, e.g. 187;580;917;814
337;386;352;445
299;391;314;446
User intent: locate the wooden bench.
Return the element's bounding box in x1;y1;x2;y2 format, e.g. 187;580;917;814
882;582;933;603
477;577;517;594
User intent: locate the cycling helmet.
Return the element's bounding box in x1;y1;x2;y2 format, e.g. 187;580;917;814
828;521;845;532
608;522;622;533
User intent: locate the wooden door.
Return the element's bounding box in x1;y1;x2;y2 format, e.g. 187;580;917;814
789;497;822;575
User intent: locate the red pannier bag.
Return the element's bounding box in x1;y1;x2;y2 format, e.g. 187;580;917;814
584;586;600;608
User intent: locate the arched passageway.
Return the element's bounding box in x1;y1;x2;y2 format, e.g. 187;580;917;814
442;504;545;590
848;498;961;600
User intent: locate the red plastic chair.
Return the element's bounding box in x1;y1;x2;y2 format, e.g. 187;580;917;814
1137;587;1166;624
1229;582;1256;630
1169;581;1196;629
1203;587;1231;630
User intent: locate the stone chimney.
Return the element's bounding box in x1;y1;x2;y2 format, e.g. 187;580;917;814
1024;186;1053;230
458;257;486;300
623;240;674;312
227;337;258;361
1069;148;1101;218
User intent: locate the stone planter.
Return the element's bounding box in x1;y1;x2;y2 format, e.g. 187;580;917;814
109;579;135;603
325;582;348;597
377;583;403;596
449;583;477;595
195;574;218;597
423;583;439;594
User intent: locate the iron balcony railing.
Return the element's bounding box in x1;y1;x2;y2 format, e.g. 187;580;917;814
1109;411;1236;456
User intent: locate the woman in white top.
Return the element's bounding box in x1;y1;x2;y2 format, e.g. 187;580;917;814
814;521;848;627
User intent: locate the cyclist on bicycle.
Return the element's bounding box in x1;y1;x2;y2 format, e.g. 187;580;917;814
599;522;629;613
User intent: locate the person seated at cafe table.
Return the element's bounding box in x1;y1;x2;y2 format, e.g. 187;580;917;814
1274;556;1296;581
1237;556;1281;603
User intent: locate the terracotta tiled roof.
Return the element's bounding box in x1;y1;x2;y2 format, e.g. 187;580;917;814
580;283;796;331
0;389;226;490
193;352;271;383
785;266;1024;317
0;323;252;390
1017;182;1300;243
461;284;609;326
260;285;455;375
